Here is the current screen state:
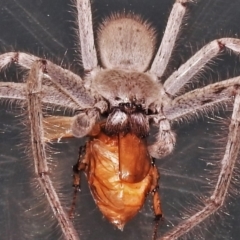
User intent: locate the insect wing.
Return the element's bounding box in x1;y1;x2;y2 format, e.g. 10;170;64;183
118;133;151;183
43;116;74;141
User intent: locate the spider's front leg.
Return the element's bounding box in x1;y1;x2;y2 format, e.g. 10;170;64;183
160;90;240;239
163;76;240;120
26;60;79;240
158;62;240;239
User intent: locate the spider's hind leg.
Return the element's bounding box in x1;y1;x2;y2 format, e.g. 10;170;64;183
75;0;98;71
150;0;191;79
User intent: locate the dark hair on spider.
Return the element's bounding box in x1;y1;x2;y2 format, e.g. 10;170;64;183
104;102;150;138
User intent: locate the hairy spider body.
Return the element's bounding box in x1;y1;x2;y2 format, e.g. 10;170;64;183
73;15;176;159
70;16;175;233
73;123;162;231
1;0;240;239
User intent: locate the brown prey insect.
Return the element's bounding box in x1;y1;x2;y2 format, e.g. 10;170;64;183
71;121;162;231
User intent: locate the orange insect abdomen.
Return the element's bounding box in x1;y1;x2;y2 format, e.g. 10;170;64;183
85;126;153;230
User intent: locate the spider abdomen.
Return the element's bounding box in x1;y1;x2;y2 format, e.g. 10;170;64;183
97;15;156;71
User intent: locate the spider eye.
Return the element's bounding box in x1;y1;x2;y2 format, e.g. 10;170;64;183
136;104;142;109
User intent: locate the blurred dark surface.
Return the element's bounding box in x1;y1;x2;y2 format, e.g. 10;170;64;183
1;0;240;239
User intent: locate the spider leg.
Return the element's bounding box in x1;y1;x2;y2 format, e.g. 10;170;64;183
0;52;95;108
0;82;81;109
164;38;240;96
163;76;240;121
27;60;79;240
150;0;191;78
75;0;98;71
160;92;240;240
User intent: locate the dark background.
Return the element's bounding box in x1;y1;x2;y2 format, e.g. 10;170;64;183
1;0;240;239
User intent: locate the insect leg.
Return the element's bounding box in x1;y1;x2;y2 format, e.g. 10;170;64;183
69;144;89;218
150;159;163;219
150;159;163;240
72;145;89;189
